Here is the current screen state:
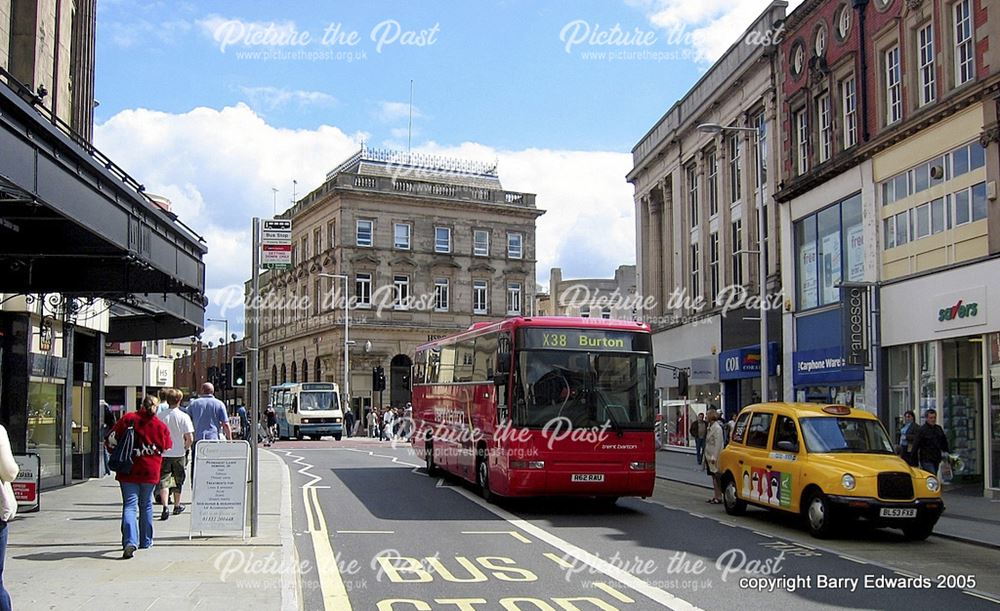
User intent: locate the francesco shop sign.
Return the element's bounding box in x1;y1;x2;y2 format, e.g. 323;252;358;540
934;287;986;333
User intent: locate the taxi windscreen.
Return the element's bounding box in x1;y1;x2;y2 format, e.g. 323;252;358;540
799;417;895;454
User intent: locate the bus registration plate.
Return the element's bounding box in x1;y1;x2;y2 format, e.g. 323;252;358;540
571;474;605;482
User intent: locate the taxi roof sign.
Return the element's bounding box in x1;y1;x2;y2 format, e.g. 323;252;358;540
822;405;852;416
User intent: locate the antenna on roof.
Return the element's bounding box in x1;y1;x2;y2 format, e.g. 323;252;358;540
271;187;278;216
407;79;414;163
291;179;298;205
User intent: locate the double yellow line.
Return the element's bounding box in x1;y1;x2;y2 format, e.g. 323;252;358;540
303;485;353;610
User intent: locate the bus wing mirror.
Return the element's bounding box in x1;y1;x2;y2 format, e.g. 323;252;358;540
496;352;510;374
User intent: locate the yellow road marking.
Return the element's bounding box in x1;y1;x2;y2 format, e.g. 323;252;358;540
306;485;352;610
459;530;532;543
593;582;635;603
543;552;574;569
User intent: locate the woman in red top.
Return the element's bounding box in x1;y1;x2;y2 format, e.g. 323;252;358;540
106;395;171;559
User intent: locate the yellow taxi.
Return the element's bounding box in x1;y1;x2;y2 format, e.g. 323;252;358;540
717;403;944;540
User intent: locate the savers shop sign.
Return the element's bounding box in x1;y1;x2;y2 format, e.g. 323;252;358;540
934;287;987;333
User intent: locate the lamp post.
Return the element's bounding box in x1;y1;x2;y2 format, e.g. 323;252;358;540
318;273;351;415
698;122;769;403
207;317;229;407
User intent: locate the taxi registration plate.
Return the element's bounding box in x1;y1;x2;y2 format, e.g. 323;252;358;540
879;507;917;518
571;474;605;482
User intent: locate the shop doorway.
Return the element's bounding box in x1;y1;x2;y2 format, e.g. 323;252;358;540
942;338;983;484
389;354;412;407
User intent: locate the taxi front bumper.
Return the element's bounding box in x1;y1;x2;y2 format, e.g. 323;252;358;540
825;495;944;525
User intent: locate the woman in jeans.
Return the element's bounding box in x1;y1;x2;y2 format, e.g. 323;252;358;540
106;395;171;559
0;423;19;611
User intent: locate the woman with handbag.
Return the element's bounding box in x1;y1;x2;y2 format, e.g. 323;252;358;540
106;395;171;559
0;423;19;611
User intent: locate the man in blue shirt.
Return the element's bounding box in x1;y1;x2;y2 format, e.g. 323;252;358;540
186;383;231;482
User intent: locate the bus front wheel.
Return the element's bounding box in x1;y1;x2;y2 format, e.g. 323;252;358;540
294;427;303;440
333;434;342;441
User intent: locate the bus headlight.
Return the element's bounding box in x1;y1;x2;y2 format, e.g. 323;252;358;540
333;418;342;423
301;418;310;424
841;474;856;490
510;460;545;469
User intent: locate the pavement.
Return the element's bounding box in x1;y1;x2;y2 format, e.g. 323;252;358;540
656;446;1000;549
4;449;298;611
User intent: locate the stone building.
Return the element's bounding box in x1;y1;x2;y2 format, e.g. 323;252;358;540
254;147;543;416
536;265;638;319
628;2;787;447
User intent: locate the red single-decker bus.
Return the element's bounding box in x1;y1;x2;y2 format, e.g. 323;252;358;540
411;316;656;503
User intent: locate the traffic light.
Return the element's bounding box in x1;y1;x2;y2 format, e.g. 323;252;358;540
231;356;247;388
373;365;386;391
220;363;231;390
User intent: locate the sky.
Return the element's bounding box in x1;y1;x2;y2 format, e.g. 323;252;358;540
92;0;801;340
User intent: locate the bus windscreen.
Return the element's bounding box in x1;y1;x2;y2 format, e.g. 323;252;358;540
299;391;340;411
514;349;654;430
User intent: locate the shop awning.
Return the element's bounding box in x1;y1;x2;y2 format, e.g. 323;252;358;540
0;76;207;339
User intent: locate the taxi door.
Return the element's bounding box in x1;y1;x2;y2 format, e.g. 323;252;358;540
764;414;803;513
738;410;775;506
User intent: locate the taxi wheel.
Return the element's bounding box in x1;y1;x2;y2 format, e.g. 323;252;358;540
805;491;838;538
723;475;746;516
477;450;494;503
902;521;934;541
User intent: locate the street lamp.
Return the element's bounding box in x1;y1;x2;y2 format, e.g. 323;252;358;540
318;273;351;414
698;122;770;403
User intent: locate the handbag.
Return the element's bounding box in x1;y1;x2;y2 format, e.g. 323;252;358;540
108;425;136;474
0;480;16;522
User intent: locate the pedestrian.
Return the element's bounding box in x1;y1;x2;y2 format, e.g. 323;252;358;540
185;383;231;482
689;412;708;465
344;407;355;438
912;409;950;476
236;404;250;441
382;408;395;441
156;388;170;416
157;388;194;520
265;405;277;442
897;410;917;466
368;409;378;439
102;400;117;477
704;408;724;504
106;395;172;559
0;421;19;610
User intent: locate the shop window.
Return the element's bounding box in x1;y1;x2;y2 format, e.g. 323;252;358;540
28;381;64;479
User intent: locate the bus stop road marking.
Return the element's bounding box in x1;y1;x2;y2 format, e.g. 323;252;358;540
447;484;704;611
299;458;352;610
544;552;574;569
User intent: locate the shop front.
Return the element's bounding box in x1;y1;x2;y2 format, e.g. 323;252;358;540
651;315;721;451
719;342;780;419
881;259;1000;494
792;307;867;408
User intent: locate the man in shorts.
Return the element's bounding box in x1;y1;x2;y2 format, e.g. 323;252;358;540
157;388;194;520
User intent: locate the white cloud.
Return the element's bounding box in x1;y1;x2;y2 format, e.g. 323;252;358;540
377;101;421;123
629;0;805;62
240;86;337;112
94;104;634;333
196;14;302;53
